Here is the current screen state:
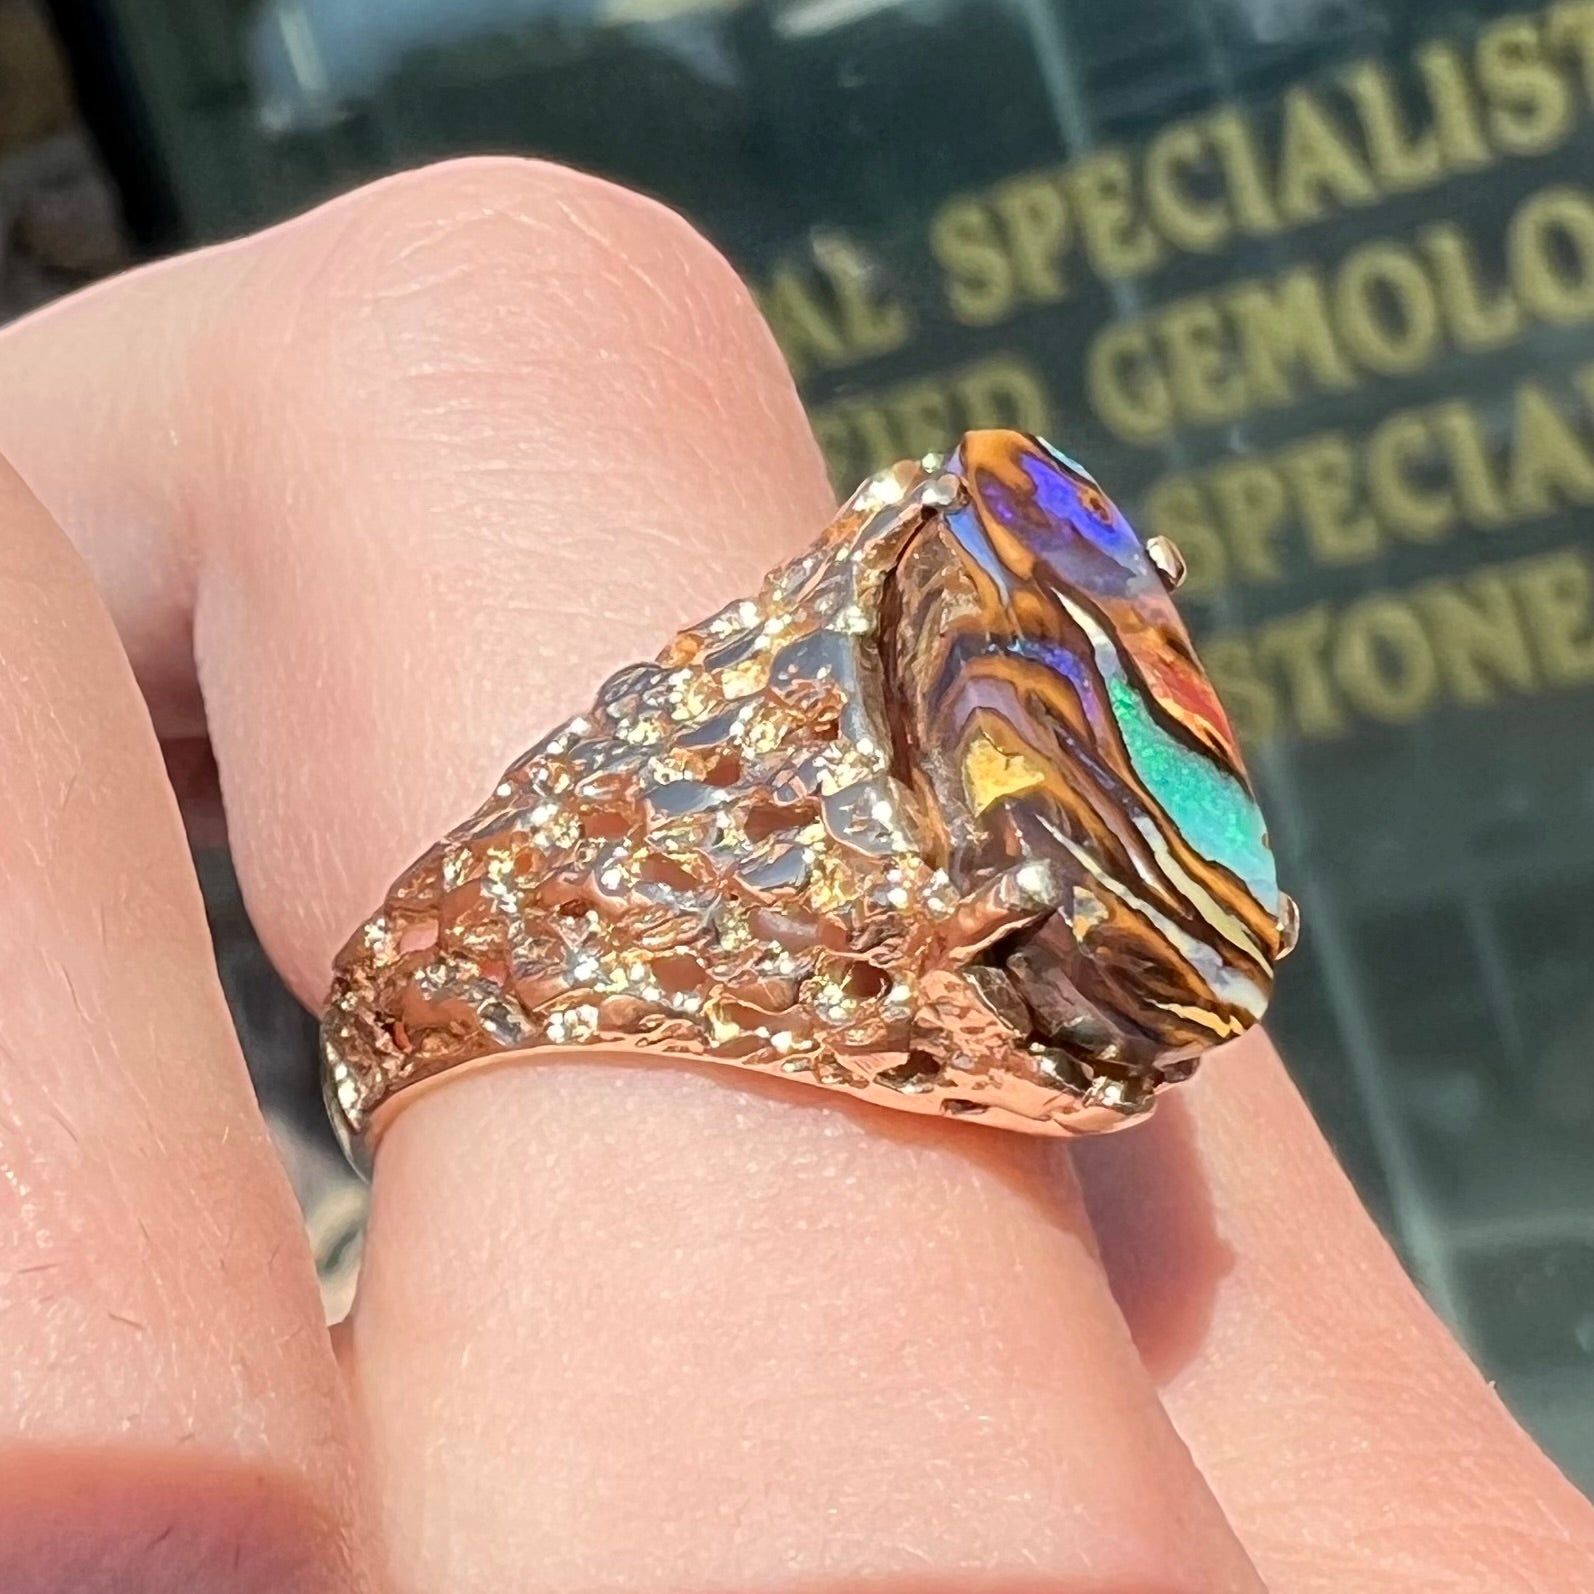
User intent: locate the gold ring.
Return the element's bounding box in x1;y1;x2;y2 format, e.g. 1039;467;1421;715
321;430;1297;1169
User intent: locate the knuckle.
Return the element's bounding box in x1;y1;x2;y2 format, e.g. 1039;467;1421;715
203;153;824;592
233;156;782;407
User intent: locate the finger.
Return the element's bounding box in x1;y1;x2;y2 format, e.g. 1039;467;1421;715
1076;1030;1594;1592
0;159;1265;1593
0;464;369;1592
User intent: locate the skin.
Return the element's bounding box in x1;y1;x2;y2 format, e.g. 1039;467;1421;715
0;158;1589;1594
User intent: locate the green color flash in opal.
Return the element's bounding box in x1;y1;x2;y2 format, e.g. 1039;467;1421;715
1105;673;1277;909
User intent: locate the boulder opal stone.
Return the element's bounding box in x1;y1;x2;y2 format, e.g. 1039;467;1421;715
887;430;1282;1087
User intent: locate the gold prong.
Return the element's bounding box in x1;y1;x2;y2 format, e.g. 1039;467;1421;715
1146;535;1187;590
939;859;1063;962
1275;892;1300;959
920;472;966;511
1084;1074;1156;1118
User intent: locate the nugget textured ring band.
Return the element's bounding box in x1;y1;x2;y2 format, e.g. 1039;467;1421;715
322;431;1298;1166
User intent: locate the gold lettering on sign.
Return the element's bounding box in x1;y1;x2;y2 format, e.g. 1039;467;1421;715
1226;269;1358;406
1553;1;1594;95
1072;150;1163;278
994;176;1073;309
924;3;1594;329
1419;224;1522;349
1335;594;1442;723
1416;573;1537;704
1511;186;1594;322
1144;360;1594;585
1088;185;1594;442
1208;461;1290;583
930;198;1017;327
1160;299;1248;427
1414;40;1497;169
1277;85;1382;224
1256;606;1346;739
1206;550;1594;743
1145;124;1230;252
760;234;910;380
1206;109;1283;235
1366;412;1454;541
1343;60;1444;190
931;176;1077;328
1287;434;1382;566
1334;240;1442;375
1507;382;1594;511
1516;548;1594;682
1088;321;1171;443
1477;15;1575;154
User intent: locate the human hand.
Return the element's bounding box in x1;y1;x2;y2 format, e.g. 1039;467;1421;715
0;160;1590;1594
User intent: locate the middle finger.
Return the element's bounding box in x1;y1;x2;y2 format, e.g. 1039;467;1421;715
0;158;1264;1594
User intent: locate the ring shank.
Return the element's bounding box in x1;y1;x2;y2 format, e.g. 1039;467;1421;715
322;433;1288;1169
